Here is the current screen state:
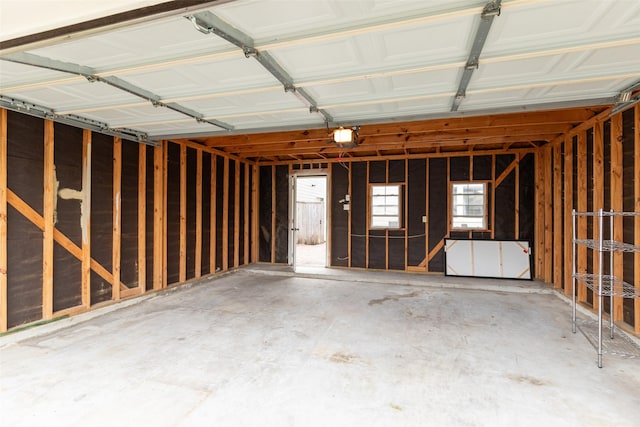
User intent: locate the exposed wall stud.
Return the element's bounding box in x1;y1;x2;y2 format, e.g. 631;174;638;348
153;145;163;290
610;113;623;321
210;154;217;273
244;163;250;265
195;149;202;278
563;137;574;296
179;144;187;283
42;120;54;318
81;130;92;305
112;137;122;301
223;156;229;270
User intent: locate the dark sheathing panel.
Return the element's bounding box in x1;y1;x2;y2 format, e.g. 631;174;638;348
622;109;635;326
7;206;42;327
201;153;211;274
330;164;349;266
227;160;236;268
52;123;83;311
518;153;535;258
449;231;469;239
368;230;386;269
369;160;385;183
350;162;367;268
258;166;272;263
52;125;82;310
6;112;44;327
496;155;517;240
120;140;139;289
166;143;180;284
275;165;289;263
145;147;154;291
239;163;245;265
407;159;426;266
602;121;611;313
90;133;113;304
450;156;469;181
388;159;405;183
216;156;224;270
388;230;405;270
473;156;492;180
428;158;447;272
586;131;594;304
186;148;196;280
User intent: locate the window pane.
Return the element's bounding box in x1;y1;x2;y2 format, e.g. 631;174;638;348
451;182;486;229
370;184;401;229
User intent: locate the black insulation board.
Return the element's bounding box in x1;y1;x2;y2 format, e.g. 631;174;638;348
368;230;386;269
6;111;44;327
228;160;236;268
369;161;385;183
428;158;447;272
496;154;515;177
216;156;224;270
7;205;43;328
166;143;180;284
239;163;245;265
388;159;405;183
120;140;139;288
201;153;211;274
90;133;113;304
388;230;405;270
145;146;154;291
449;156;469;181
622;109;635;326
586;131;594;304
473;156;492;180
330;164;349;266
53;123;83;311
350;162;367;268
494;170;515;240
186;148;196;280
275;165;288;263
518;153;535;262
407;159;426;266
258;166;272;262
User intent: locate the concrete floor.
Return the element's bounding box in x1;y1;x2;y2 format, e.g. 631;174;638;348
1;268;639;426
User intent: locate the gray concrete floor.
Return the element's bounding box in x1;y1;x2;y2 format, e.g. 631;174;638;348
1;268;640;426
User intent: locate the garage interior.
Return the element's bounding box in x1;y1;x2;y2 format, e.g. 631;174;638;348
1;0;640;424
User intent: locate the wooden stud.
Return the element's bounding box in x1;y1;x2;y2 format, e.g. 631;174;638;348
0;109;7;332
553;143;563;289
179;144;186;283
563;136;574;297
244;163;250;265
251;164;259;263
234;159;240;268
42;120;55;319
544;145;553;284
515;154;520;240
365;162;369;268
634;104;640;335
425;159;429;272
270;165;275;264
610;113;623;322
195;149;202;278
577;132;587;301
404;159;409;270
162;141;168;287
210;154;217;273
112;137;122;301
593;122;604;311
491;154;496;239
81;130;92;305
223;156;229;270
347;161;352;268
534;149;544;280
137;143;146;293
153;145;163;290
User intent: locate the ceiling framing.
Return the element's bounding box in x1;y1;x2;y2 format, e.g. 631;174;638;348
1;0;639;160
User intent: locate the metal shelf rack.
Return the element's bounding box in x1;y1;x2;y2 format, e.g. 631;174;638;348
572;209;640;367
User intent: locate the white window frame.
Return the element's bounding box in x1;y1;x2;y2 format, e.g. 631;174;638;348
450;182;488;231
369;184;402;230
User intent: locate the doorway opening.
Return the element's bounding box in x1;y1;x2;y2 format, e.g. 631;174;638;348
291;175;327;268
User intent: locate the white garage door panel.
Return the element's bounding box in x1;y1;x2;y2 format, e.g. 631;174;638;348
445;239;531;280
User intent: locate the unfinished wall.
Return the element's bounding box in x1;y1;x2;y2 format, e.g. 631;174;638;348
0;109;255;332
540;105;640;335
326;154;535;272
